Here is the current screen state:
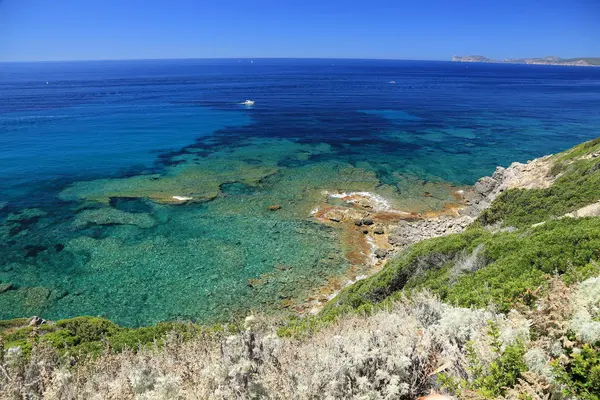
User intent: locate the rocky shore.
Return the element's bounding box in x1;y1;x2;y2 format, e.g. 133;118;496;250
387;155;554;250
302;154;555;313
452;55;600;67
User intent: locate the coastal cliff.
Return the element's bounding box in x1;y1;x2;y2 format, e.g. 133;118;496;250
2;138;600;400
453;55;600;66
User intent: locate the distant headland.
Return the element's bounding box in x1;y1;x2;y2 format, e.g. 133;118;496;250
452;55;600;66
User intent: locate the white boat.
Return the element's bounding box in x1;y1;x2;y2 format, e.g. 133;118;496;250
389;80;396;84
243;100;255;106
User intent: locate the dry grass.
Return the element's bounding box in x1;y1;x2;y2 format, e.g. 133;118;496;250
1;293;499;400
2;276;598;400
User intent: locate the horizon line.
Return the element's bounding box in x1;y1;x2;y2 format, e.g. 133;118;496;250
1;55;597;64
0;56;451;63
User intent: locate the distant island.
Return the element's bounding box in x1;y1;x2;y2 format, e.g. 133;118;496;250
452;55;600;66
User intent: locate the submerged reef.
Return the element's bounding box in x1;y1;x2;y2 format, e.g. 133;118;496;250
0;138;466;326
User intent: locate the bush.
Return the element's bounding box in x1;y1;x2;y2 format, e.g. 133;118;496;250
478;156;600;228
554;344;600;400
440;321;528;399
323;218;600;320
321;228;489;320
1;316;204;360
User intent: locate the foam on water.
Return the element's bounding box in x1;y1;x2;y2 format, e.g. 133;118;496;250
326;191;410;213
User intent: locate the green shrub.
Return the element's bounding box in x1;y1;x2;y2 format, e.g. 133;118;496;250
321;228;489;320
443;218;600;311
107;322;198;352
0;318;29;332
55;316;118;342
552;137;600;166
473;341;527;396
0;316;205;359
440;322;528;398
479;156;600;228
323;218;600;317
554;344;600;400
40;329;79;349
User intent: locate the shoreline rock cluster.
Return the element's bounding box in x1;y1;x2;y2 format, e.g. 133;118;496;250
301;154;558;314
385;155;554;252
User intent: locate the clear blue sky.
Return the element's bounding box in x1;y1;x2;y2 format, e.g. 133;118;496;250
0;0;598;61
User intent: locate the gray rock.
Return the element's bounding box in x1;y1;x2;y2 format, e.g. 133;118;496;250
374;248;388;258
362;218;374;226
373;225;385;234
491;166;506;181
28;316;45;327
0;282;13;293
474;176;498;195
387;235;400;245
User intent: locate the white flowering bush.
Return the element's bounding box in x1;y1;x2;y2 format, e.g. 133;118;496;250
570;276;600;344
4;276;600;400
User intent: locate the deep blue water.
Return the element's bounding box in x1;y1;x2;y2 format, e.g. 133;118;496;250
1;59;599;325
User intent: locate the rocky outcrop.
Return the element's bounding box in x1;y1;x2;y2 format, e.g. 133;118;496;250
564;201;600;218
388;155;555;250
388;215;474;248
461;156;553;217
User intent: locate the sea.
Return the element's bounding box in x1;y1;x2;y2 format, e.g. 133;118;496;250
1;59;599;326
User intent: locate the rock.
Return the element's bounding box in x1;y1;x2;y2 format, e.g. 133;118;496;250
0;282;13;293
491;166;506;181
374;248;388;258
373;225;385;234
362;229;369;234
28;316;45;327
473;176;498;195
268;204;282;211
6;208;48;222
73;208;156;229
24;245;47;258
25;287;51;309
424;192;433;197
325;210;344;222
244;315;258;330
247;278;260;288
388;235;400;245
362;218;374;226
353;219;363;226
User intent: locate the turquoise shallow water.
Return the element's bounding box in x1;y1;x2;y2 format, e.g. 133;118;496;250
1;59;600;326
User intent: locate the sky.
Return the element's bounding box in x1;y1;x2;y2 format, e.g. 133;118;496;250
0;0;598;62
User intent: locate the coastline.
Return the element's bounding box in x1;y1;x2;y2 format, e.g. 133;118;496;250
452;55;600;67
298;153;557;314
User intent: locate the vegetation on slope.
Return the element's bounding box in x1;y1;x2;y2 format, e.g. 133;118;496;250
321;218;600;319
479;137;600;228
0;316;234;360
322;138;600;322
2;277;599;400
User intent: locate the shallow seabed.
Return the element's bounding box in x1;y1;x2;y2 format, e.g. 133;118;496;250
1;59;599;326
